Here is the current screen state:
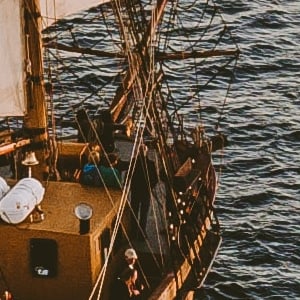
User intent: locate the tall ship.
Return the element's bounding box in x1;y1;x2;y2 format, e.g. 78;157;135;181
0;0;239;299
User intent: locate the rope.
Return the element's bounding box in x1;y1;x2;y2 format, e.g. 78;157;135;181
90;51;164;299
38;0;237;297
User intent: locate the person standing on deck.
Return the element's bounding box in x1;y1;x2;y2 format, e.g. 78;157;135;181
130;144;158;239
113;248;145;299
124;248;144;298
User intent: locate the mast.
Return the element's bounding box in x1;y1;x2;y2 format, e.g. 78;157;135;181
110;0;168;123
23;0;47;180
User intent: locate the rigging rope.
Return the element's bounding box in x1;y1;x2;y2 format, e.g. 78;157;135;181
39;0;240;298
90;59;165;299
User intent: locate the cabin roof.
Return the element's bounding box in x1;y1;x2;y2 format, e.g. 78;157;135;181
2;180;122;235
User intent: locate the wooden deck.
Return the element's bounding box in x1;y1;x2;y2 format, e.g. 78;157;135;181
15;181;122;234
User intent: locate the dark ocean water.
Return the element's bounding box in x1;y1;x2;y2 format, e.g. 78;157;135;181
45;1;299;299
195;1;300;299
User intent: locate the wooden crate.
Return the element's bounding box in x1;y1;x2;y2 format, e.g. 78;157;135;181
57;142;89;179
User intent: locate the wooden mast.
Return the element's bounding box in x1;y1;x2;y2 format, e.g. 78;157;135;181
110;0;168;122
23;0;47;180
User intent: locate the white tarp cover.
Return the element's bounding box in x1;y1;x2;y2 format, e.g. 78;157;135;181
40;0;109;27
0;176;10;199
0;177;45;224
0;0;26;117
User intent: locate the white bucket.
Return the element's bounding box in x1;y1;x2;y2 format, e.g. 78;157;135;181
0;176;10;199
0;178;45;224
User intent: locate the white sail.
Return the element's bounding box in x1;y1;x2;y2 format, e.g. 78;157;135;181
40;0;109;27
0;0;26;117
0;0;111;117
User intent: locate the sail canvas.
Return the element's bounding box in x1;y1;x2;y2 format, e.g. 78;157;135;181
40;0;109;27
0;0;26;117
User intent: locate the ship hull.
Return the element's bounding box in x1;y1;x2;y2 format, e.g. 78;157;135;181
0;139;221;300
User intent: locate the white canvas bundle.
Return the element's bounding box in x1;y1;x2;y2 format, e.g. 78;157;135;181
0;176;10;199
0;178;45;224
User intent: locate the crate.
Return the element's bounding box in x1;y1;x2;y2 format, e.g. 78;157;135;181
57;142;89;180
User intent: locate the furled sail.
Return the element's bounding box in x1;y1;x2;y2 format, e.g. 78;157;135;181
40;0;109;27
0;177;45;224
0;0;26;117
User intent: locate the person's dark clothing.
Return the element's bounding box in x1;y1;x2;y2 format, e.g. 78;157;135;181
111;266;144;300
98;165;121;188
111;277;131;300
76;108;127;152
76;109;93;143
117;261;144;296
80;163;102;186
93;110;115;153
